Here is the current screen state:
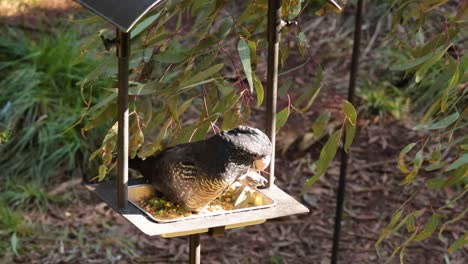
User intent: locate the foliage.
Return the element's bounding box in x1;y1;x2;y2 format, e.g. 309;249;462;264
359;81;409;120
81;0;356;182
375;0;467;261
0;27;109;184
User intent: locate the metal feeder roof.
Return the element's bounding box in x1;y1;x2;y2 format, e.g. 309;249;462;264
75;0;167;32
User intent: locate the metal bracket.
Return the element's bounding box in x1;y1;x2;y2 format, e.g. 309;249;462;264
208;226;226;237
100;34;118;51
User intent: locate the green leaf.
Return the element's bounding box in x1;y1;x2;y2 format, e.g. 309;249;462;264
448;233;468;254
131;12;161;38
179;63;224;88
215;17;234;40
312;112;331;139
415;45;450;82
275;106;290;132
376;210;403;257
238;39;254;92
400;150;424;185
426;177;446;189
344;122;355;154
155;50;190;64
253;73;264;107
398;143;417;173
414;214;441;241
439;209;467;241
444;165;468;187
406;214;416;232
421;112;460;130
391;45;449;72
171;115;219;146
294;65;322;113
221;109;241;131
98;165;107;182
445;153;468;171
176;78;220;94
343;100;357;153
390;51;435;71
302;130;342;193
424;161;448;172
11;232;19;256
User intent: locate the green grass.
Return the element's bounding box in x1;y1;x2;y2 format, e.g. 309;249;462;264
0;27;110;185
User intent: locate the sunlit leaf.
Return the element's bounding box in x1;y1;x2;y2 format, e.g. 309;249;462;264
343;100;357;153
398;143;417;173
448;233;468;254
400;149;424;185
439;209;467;241
253;73;264;107
414;214;441;241
98;165;107;182
275;106;290;132
376;209;405;257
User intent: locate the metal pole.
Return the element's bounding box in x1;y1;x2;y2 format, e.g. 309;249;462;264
117;30;130;208
189;234;201;264
266;0;281;188
331;0;363;263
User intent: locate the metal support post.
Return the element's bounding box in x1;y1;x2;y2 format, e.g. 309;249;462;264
331;0;364;263
189;234;201;264
266;0;282;188
117;30;130;209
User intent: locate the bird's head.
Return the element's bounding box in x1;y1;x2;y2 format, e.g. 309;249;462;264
218;126;272;171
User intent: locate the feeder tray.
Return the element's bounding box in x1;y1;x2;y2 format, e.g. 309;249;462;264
85;182;308;237
128;184;277;223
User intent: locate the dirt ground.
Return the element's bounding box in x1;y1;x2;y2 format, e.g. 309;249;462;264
1;1;467;264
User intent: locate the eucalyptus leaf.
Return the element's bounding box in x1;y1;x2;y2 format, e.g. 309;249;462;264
238;39;254;92
275;106;290;132
312;112;331;139
302;130;342;193
445;153;468;171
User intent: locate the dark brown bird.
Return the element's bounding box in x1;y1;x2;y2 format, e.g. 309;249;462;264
129;126;272;211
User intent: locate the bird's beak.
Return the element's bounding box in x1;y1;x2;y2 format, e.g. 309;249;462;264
253;155;271;171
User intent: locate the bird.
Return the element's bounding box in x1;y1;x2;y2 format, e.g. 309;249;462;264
129;126;272;212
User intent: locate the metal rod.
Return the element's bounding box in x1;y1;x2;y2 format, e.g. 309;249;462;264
266;0;281;188
189;234;201;264
331;0;363;263
117;30;130;209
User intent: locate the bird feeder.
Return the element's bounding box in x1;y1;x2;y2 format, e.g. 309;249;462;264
75;0;309;262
